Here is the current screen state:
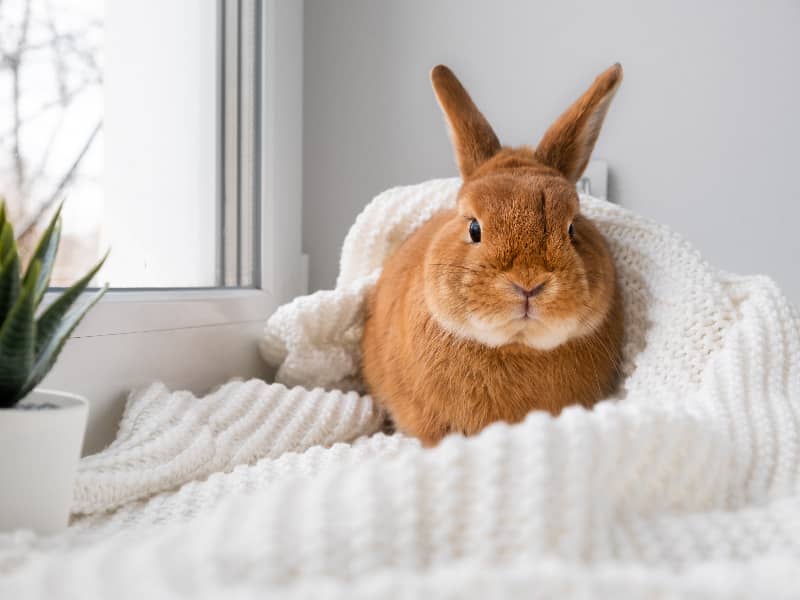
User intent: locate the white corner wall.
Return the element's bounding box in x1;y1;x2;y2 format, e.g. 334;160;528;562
261;0;306;302
303;0;800;303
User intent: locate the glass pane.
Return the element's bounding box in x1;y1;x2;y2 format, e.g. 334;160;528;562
0;0;222;288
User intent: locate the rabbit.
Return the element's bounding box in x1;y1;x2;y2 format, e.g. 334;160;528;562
361;63;625;446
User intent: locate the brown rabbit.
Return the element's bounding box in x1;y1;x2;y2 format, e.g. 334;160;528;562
361;64;624;446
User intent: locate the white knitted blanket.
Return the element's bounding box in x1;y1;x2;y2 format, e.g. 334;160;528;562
2;178;800;599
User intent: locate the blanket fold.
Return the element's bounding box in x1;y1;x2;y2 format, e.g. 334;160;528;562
73;380;384;514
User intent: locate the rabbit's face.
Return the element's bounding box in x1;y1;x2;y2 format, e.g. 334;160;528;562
421;62;623;350
424;154;614;350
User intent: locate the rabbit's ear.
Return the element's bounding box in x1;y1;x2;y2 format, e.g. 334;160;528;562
535;64;622;183
431;65;501;178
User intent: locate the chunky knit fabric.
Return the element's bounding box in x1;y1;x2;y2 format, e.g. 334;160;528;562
72;379;384;514
1;178;799;599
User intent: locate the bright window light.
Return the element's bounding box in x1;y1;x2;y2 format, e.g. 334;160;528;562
0;0;238;288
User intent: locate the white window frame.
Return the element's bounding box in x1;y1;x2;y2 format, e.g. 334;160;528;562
40;0;306;455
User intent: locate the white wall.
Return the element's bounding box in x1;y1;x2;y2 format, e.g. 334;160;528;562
303;0;800;303
261;0;307;302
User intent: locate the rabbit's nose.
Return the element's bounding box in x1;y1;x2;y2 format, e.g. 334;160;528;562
513;283;545;298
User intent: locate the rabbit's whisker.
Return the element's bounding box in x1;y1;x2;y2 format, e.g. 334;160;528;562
429;263;482;274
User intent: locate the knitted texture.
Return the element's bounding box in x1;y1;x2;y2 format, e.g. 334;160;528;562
71;379;384;514
1;178;799;598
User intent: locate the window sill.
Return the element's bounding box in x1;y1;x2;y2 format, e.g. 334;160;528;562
41;288;277;455
53;288;274;338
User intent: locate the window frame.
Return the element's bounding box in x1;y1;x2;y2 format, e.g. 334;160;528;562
40;0;306;455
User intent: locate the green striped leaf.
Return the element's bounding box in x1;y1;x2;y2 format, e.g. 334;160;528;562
0;215;13;265
21;283;108;399
0;201;7;249
23;203;62;308
0;251;20;325
0;261;38;407
35;251;108;355
1;202;19;308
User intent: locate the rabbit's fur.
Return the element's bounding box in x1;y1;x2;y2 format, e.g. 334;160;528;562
362;64;624;445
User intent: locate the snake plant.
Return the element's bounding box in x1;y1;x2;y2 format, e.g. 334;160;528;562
0;200;108;408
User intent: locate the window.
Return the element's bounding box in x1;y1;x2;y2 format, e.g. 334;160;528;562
1;0;103;286
1;0;262;288
1;0;305;454
103;0;223;288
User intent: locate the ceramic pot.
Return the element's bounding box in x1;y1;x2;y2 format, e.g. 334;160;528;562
0;389;88;534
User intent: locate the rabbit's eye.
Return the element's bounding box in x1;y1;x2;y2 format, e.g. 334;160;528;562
568;222;575;239
469;219;481;243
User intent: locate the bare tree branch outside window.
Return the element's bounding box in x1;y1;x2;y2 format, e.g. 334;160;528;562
0;0;103;285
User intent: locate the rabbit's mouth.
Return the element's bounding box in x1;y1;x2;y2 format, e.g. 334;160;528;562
458;311;584;350
427;286;599;350
465;302;609;350
510;316;581;350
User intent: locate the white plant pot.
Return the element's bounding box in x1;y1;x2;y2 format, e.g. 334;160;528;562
0;389;88;535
